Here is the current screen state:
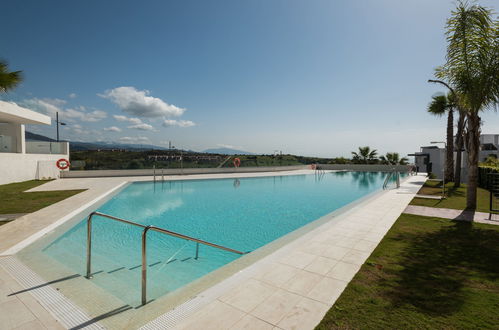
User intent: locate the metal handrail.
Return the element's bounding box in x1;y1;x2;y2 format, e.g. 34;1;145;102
85;211;246;305
383;170;400;190
382;171;393;189
153;165;165;183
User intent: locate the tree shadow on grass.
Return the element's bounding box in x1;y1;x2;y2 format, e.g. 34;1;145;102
385;221;499;316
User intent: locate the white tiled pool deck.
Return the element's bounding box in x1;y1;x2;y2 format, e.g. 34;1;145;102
0;171;426;329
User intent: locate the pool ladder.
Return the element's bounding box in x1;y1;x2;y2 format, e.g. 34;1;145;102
85;211;247;305
383;170;400;190
153;165;165;182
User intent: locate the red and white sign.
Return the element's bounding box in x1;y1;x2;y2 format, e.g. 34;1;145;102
56;158;70;170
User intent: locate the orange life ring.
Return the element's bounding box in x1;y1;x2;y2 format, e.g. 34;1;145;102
233;157;241;168
56;158;70;170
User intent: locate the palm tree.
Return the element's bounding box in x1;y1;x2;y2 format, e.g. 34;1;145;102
435;1;498;209
427;82;467;187
0;60;23;93
379;152;408;165
453;109;466;187
351;146;378;164
427;93;455;182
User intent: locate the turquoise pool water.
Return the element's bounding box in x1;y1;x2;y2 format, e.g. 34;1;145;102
36;172;397;305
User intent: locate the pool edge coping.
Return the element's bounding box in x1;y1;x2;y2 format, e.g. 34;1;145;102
0;181;129;256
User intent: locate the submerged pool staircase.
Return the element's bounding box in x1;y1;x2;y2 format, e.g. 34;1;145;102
85;211;247;305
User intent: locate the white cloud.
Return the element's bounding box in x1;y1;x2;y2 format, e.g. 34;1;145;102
217;143;242;149
162;119;196;127
21;98;106;122
104;126;122;132
21;98;66;117
101;86;185;118
64;108;107;122
70;124;89;135
119;136;150;144
127;123;154;131
69;93;77;99
113;115;142;124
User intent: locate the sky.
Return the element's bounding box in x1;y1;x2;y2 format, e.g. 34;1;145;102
1;0;498;158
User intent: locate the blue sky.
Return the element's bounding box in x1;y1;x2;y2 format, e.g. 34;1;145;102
2;0;498;157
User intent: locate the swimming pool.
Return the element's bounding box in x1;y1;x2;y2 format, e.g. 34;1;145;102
18;171;399;307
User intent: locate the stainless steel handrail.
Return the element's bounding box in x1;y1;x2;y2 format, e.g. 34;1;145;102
383;170;400;190
382;171;393;189
85;211;246;305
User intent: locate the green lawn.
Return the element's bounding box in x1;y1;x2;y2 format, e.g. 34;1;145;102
409;180;493;213
316;214;499;329
0;180;85;215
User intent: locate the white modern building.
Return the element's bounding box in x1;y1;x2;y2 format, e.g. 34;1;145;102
411;134;499;181
0;101;69;184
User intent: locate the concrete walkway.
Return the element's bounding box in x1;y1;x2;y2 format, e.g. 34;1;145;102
404;205;499;226
414;194;442;200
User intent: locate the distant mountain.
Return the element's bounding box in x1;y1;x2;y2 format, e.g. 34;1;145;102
203;147;254;155
69;141;168;151
25;131;56;142
25;131;167;151
25;131;255;154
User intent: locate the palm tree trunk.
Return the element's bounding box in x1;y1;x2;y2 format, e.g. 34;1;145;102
466;112;481;210
454;111;466;187
445;109;454;182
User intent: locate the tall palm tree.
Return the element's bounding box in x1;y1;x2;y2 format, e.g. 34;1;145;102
435;1;498;209
453;108;466;187
0;60;23;93
379;152;408;165
427;81;467;187
351;146;378;164
427;93;455;182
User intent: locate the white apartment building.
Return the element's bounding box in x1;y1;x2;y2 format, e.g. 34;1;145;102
411;134;499;181
0;101;69;184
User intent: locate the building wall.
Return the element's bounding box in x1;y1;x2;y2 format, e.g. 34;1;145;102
413;147;498;180
480;134;499;145
0;150;69;185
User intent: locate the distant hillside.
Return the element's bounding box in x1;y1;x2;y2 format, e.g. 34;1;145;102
69;141;168;151
25;131;56;142
25;131;167;151
203;147;254;155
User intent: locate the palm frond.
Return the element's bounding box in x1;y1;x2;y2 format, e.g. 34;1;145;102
0;60;23;93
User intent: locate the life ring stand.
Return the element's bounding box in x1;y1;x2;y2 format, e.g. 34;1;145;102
233;157;241;168
56;158;70;170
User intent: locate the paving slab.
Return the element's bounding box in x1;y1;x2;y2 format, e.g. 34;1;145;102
404;205;499;225
415;194;442;200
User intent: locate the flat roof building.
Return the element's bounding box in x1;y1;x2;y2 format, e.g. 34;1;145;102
0;101;69;184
